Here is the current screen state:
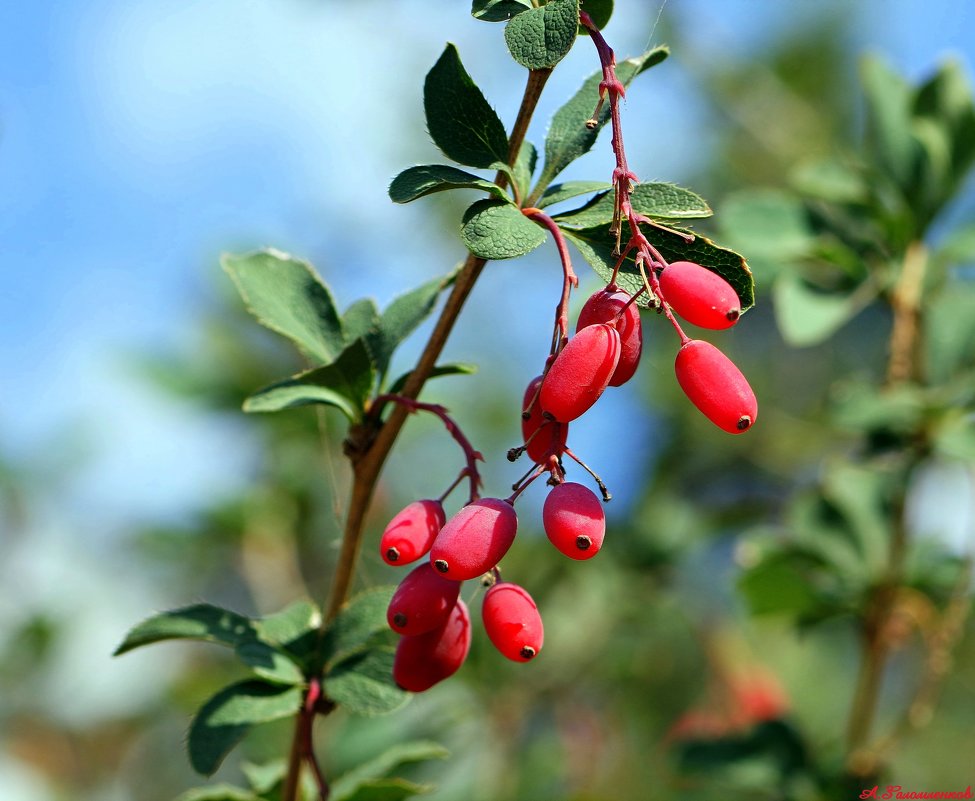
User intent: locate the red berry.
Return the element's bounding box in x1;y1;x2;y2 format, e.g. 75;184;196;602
387;562;461;636
675;339;757;434
521;375;568;463
393;600;471;692
539;324;621;422
380;499;445;566
429;498;517;581
481;582;544;662
576;288;643;386
542;482;605;560
659;261;741;330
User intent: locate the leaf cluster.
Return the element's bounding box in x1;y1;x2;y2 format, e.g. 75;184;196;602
115;588;441;793
222;250;469;425
391;32;755;310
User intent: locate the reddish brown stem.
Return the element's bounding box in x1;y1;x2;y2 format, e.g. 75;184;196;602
578;11;692;346
523;207;578;354
373;394;484;504
282;680;330;801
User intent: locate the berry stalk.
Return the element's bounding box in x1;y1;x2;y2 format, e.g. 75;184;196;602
578;10;691;346
372;394;484;504
523;207;579;355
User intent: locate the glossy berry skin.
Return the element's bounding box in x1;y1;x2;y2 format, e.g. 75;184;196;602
659;261;741;330
430;498;517;581
539;324;621;423
482;582;544;662
521;375;568;463
542;481;605;559
393;600;471;692
380;499;446;566
387;563;461;636
576;288;643;386
675;340;757;434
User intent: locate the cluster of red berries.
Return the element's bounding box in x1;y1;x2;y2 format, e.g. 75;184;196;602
381;498;542;692
379;258;755;693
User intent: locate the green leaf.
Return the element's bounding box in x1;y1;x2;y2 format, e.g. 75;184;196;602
536;47;668;193
935;222;975;266
388;165;507;204
578;0;613;32
471;0;531;22
860;55;921;191
335;779;434;801
234;641;305;686
504;0;579;70
114;604;256;656
739;552;823;618
369;272;458;386
562;222;755;311
242;759;287;795
223;250;345;364
320;586;396;669
188;680;303;776
790;159;870;205
512;140;538;204
343;299;381;345
254;599;321;664
831;381;926;436
718;189;815;284
914;59;975;181
243;339;375;422
933;410;975;461
175;784;261;801
554;182;711;228
772;272;877;347
821;463;890;579
325;646;410;717
332;741;450;801
926;282;975;383
461;198;547;260
424;44;509;170
911;115;954;223
387;363;478;396
537;180;610;209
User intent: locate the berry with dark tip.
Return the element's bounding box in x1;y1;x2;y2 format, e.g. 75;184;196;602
429;497;518;581
576;287;643;386
539;324;621;423
380;499;446;566
675;339;757;434
542;481;606;560
387;562;461;636
659;261;741;330
393;600;471;692
481;582;544;662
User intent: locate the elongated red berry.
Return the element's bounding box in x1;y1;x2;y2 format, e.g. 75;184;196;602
675;339;757;433
430;498;517;581
539;324;621;423
380;499;445;566
659;261;741;330
542;481;605;560
521;375;568;463
393;600;471;692
482;582;544;662
576;288;643;386
387;563;461;636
